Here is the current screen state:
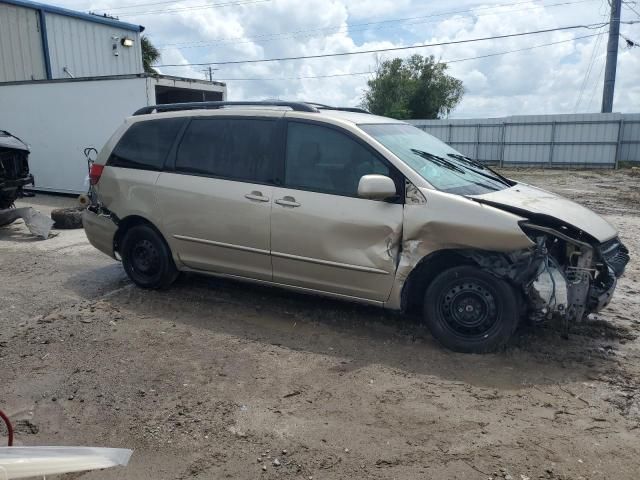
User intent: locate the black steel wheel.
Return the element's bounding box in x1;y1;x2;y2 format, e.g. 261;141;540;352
424;265;519;353
121;224;178;289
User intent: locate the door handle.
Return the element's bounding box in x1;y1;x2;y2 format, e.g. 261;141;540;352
275;196;300;208
244;191;270;202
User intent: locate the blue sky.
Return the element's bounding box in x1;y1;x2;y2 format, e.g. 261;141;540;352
59;0;640;117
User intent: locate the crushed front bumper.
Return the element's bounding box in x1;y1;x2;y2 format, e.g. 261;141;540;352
528;236;629;322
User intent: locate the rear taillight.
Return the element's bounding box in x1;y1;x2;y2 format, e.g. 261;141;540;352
89;163;105;185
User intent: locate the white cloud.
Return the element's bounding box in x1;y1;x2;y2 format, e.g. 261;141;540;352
62;0;640;117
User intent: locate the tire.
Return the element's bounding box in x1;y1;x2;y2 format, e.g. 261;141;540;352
51;207;84;229
120;224;178;289
423;265;519;353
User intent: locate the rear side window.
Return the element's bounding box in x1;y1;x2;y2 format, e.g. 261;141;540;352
108;118;184;170
175;118;276;183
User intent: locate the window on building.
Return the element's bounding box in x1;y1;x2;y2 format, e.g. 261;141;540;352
108;118;185;170
176;118;276;183
285;122;390;196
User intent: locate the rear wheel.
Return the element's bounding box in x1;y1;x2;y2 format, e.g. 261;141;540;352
121;224;178;289
423;265;519;353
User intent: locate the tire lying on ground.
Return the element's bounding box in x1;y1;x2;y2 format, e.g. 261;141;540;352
51;206;85;229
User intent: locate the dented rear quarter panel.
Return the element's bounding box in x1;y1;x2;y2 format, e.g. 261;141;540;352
385;188;534;310
96;168;161;223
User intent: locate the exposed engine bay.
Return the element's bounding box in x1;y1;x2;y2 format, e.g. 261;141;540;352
465;221;629;330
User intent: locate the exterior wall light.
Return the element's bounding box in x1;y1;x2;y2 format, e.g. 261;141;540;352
121;38;134;47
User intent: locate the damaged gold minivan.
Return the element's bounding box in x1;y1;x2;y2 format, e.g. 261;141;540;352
83;101;629;353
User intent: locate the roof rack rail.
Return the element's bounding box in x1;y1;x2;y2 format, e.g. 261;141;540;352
307;103;370;114
133;101;319;116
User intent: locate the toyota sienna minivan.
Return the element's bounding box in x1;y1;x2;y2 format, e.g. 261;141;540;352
83;101;629;353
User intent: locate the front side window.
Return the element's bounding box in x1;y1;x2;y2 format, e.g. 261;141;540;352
176;118;276;183
360;123;512;195
108;118;185;170
285;122;390;196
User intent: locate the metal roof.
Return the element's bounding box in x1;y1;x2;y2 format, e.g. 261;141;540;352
0;73;226;87
0;0;144;32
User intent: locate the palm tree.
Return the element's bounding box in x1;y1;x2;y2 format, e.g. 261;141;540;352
141;36;160;74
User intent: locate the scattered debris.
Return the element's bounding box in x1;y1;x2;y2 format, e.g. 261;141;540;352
283;390;301;398
0;207;54;238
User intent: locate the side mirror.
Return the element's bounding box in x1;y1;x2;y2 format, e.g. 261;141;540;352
357;174;397;200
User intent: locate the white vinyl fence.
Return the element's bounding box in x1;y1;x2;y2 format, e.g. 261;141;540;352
409;113;640;168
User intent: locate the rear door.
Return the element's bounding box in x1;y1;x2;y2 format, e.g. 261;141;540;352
155;115;279;281
270;120;404;302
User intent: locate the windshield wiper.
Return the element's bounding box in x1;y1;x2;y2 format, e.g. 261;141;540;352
411;149;466;174
446;153;512;187
411;149;501;192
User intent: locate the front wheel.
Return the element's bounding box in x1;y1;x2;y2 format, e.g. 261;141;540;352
121;224;178;289
423;266;519;353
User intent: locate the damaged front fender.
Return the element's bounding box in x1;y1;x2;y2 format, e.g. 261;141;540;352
385;188;533;310
386;187;627;328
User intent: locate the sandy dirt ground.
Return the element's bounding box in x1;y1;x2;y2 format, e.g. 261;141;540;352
1;169;639;480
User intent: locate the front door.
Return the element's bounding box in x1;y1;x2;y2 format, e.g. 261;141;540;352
156;116;279;281
270;120;404;302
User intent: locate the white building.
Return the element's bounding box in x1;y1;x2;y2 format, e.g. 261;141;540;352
0;0;227;193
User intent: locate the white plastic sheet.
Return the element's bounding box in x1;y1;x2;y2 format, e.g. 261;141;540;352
19;208;54;239
0;447;132;479
0;207;53;239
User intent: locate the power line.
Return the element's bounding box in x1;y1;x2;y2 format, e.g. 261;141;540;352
216;71;374;81
125;0;544;24
574;0;610;111
156;0;597;50
118;0;270;16
623;1;640;18
447;31;606;63
161;1;532;46
587;53;607;109
93;0;268;12
211;32;605;81
155;22;611;67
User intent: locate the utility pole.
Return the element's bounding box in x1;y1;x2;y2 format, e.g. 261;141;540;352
601;0;622;113
201;66;218;81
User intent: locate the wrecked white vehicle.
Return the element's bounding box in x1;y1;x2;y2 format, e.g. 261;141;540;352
0;131;33;210
83;101;629;353
0;131;54;238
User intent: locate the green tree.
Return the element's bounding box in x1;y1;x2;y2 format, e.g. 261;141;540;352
361;54;464;119
141;35;160;74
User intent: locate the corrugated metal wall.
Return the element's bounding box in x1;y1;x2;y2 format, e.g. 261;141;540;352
620;113;640;164
409;113;640;168
45;13;143;79
0;2;46;82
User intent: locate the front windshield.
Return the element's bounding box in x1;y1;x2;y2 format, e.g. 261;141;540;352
360;123;512;195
